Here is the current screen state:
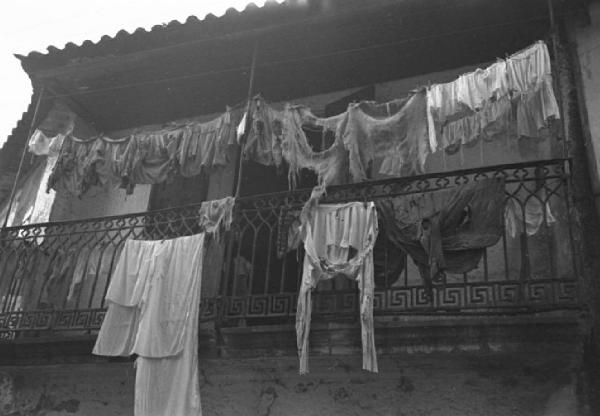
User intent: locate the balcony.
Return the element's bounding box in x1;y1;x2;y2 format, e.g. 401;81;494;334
0;159;580;342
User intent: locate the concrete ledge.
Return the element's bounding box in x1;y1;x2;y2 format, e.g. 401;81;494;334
218;311;582;358
0;311;582;365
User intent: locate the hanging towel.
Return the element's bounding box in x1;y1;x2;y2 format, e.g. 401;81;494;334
93;233;205;416
296;201;379;374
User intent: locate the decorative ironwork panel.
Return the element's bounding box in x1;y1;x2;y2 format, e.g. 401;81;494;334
0;159;582;338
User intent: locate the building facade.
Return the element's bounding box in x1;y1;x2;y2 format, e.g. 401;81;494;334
1;0;600;414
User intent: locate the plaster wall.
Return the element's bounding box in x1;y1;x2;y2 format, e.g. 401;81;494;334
0;351;578;416
573;2;600;198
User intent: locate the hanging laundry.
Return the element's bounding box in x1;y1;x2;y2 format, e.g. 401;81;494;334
243;98;285;167
514;78;560;139
281;105;349;188
506;41;554;95
428;60;509;134
0;162;46;227
441;96;513;148
343;92;429;182
276;207;302;258
47;108;241;196
376;178;506;296
277;201;406;289
198;196;236;241
277;92;429;188
93;233;205;416
296;200;379;374
505;197;556;238
178;110;239;176
457;61;510;113
28;131;64;227
0;130;64;229
427;41;560;153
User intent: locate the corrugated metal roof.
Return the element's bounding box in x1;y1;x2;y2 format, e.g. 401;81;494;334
18;0;371;74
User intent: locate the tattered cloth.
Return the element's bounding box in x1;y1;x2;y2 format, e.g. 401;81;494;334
259;91;430;188
376;178;506;294
426;41;560;152
93;233;205;416
47;110;241;195
296;200;379;374
198;196;235;241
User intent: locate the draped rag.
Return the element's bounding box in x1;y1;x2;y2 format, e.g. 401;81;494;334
93;233;205;416
48;109;240;196
376;178;506;294
280;105;348;188
296;201;379;374
343;93;429;182
278;91;429;188
0;130;63;229
198;196;235;241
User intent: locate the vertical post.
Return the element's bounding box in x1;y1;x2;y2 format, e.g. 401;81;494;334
2;86;45;229
547;0;568;158
233;41;260;198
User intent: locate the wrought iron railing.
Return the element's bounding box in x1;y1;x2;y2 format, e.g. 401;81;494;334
220;158;579;323
0;159;580;339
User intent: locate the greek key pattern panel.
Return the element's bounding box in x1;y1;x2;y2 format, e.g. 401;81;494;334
219;279;579;319
199;298;221;321
0;280;579;334
0;309;107;333
0;300;222;334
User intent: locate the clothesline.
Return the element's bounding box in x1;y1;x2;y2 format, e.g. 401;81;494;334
30;40;560;197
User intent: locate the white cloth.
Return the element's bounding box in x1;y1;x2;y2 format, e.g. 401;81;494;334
296;202;378;374
505;198;556;238
93;233;205;416
198;196;235;241
427;41;560;153
0;130;63;229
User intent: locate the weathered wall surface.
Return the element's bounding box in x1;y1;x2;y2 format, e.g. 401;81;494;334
49;184;152;222
572;2;600;200
568;5;600;415
0;351;579;416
